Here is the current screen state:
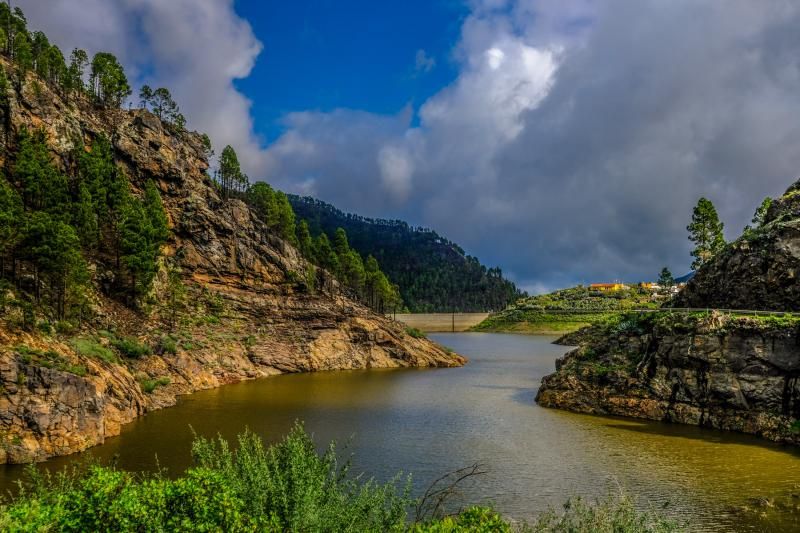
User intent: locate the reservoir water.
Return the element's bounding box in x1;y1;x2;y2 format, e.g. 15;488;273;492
2;333;799;531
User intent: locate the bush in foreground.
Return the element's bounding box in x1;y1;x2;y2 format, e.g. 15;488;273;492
0;425;682;532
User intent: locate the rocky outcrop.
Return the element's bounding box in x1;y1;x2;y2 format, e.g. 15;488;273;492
537;313;800;443
0;60;464;463
538;176;800;442
672;179;800;310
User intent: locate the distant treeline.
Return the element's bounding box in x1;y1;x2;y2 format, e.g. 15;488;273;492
289;195;526;313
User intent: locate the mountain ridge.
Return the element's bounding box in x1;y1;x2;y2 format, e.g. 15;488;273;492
289;194;525;312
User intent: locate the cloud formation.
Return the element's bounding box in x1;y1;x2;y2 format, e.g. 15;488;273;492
414;49;436;75
18;0;800;292
16;0;267;173
263;0;800;291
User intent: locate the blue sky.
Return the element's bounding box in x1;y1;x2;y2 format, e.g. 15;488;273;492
235;0;468;141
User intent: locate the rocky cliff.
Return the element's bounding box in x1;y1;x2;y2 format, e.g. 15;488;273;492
672;179;800;310
0;62;464;464
537;313;800;443
538;179;800;442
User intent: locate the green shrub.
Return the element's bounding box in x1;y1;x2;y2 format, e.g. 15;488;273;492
0;427;683;532
0;425;411;532
112;337;151;359
139;376;170;394
55;320;77;335
73;338;117;364
529;491;681;532
405;326;427;339
191;424;411;531
157;336;178;355
413;506;511;532
14;346;88;376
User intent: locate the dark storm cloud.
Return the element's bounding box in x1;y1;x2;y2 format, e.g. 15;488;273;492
266;0;800;292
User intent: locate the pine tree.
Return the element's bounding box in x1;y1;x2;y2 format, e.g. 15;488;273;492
274;191;297;244
119;196;155;302
73;181;98;248
296;220;314;259
0;175;23;277
139;84;153;108
314;233;339;275
144;180;169;243
19;212;87;319
90;52;130;107
164;259;186;331
217;145;242;196
658;267;674;291
687;197;725;270
14;129;69;213
333;227;349;257
247;182;277;223
64;48;88;95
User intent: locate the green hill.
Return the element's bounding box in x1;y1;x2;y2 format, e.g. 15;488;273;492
289;195;525;312
473;285;659;334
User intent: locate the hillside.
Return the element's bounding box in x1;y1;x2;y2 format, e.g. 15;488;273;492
671;182;800;310
536;179;800;443
289;195;525;312
0;26;463;462
472;285;658;334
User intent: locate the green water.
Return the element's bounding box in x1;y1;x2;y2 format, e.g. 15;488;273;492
2;333;799;531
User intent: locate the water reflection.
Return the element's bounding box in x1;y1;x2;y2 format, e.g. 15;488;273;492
1;332;799;531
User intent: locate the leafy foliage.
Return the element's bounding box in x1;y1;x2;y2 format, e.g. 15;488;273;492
0;426;683;532
529;491;680;532
657;268;674;290
139;85;185;130
0;126;170;322
111;336;151;359
89;52;130;107
290;195;525;312
72;337;116;364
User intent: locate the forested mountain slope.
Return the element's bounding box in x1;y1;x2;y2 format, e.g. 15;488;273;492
289;195;525;312
0;6;462;464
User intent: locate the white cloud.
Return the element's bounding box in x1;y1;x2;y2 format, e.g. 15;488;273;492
485;48;505;70
377;145;414;202
414;49;436;74
262;0;800;289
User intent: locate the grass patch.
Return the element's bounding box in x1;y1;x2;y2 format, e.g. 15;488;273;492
14;346;88;377
111;337;151;359
405;326;427;339
139;376;171;394
72;337;117;364
473;285;660;334
156;335;178;355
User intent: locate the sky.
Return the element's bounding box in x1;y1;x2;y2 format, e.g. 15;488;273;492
15;0;800;293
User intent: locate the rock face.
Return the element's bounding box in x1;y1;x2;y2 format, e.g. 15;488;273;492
672;179;800;310
0;61;464;464
537;313;800;443
538;178;800;442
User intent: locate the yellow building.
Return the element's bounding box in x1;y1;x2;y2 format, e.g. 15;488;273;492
590;283;627;292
